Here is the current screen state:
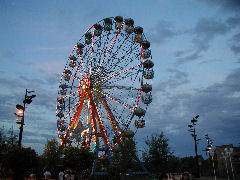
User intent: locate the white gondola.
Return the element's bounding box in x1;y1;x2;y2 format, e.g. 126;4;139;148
143;59;154;69
125;18;134;34
57;112;64;118
64;75;70;81
76;43;84;55
94;24;102;36
104;18;112;31
70;55;77;61
69;61;75;68
134;26;143;43
144;69;154;79
142;84;152;93
134;34;143;43
85;32;92;45
135;119;145;128
142;94;152;104
59;89;66;95
143;49;151;59
125;26;134;34
133;107;146;117
114;16;123;30
60;84;68;89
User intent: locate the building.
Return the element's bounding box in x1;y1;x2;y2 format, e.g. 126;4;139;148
213;144;240;179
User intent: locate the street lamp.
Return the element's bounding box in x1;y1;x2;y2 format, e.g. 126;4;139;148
187;114;201;178
14;89;36;147
203;134;216;180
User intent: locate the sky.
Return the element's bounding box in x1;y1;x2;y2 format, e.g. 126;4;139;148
0;0;240;158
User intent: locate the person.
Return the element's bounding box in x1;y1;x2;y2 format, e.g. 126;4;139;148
59;171;64;180
159;173;168;180
181;172;190;180
43;170;51;179
170;173;175;180
64;170;70;180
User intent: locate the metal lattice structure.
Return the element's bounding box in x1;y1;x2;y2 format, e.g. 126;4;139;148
56;16;154;150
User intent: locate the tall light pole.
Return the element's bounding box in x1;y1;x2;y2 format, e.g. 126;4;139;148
204;134;216;180
14;89;36;147
188;114;201;178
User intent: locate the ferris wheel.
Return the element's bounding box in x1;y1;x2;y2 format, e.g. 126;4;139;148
56;16;154;150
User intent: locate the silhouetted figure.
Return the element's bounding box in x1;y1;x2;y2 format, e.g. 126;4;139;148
181;172;190;180
159;173;168;180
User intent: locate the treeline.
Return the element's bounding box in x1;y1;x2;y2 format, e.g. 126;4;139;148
0;127;212;179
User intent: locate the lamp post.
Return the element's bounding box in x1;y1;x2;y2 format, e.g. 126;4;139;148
188;114;201;178
204;134;216;180
14;89;36;147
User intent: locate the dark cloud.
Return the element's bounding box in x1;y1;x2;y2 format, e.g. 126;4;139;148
230;32;240;55
149;20;177;44
194;18;230;39
197;0;240;12
199;59;222;65
226;16;240;28
176;18;230;65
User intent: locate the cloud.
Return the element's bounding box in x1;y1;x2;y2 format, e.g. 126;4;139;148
30;60;66;74
196;0;240;12
226;16;240;28
229;32;240;55
137;67;240;156
149;20;177;45
176;18;230;65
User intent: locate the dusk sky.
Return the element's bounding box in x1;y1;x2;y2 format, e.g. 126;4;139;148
0;0;240;157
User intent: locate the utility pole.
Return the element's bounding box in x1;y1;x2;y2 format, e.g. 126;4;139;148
14;89;36;147
188;115;201;178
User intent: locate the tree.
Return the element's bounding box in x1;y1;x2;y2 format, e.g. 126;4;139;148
180;155;204;176
2;146;38;180
113;133;139;173
168;155;181;173
142;132;173;174
41;139;62;177
0;126;18;157
63;147;94;174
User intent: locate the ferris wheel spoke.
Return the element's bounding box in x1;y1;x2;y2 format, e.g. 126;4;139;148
64;70;81;82
108;43;139;68
63;100;84;140
59;99;82;126
57;90;78;101
134;88;142;111
91;99;110;147
69;100;84;129
94;62;142;85
99;85;140;91
94;93;121;148
92;87;134;112
76;47;87;77
95;21;125;74
96;33;132;78
89;25;95;75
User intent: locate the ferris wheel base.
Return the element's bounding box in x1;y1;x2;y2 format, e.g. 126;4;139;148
90;147;113;179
